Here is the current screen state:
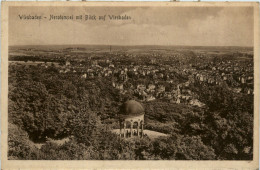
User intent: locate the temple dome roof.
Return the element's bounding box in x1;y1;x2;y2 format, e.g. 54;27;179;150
119;100;145;117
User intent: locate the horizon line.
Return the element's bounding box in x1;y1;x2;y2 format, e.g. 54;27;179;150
9;44;254;48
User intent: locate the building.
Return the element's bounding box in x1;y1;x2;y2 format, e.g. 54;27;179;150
65;61;70;66
118;100;145;138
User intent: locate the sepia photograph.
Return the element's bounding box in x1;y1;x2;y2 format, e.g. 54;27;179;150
1;2;259;169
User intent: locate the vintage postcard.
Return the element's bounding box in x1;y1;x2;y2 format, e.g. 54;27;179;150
1;2;259;169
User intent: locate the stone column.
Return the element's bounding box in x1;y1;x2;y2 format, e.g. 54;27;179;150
123;122;126;138
137;121;140;137
141;121;144;138
119;122;122;138
130;121;133;137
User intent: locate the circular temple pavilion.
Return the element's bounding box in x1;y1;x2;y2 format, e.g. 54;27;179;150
118;100;145;138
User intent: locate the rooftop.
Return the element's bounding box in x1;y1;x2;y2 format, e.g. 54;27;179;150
119;100;145;118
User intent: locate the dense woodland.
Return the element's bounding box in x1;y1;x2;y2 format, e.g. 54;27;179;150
8;49;253;160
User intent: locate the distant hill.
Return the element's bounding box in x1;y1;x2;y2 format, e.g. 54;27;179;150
9;44;253;52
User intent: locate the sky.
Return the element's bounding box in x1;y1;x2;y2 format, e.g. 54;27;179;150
9;6;254;46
